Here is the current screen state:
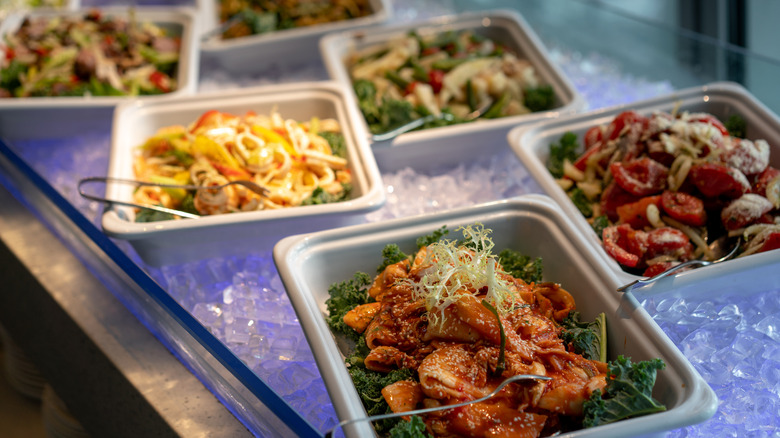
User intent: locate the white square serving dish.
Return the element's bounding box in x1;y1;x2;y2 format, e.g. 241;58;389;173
101;81;385;266
320;9;584;153
273;195;717;438
508;81;780;290
197;0;392;74
0;6;199;108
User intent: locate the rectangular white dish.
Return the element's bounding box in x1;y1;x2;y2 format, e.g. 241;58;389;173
320;9;584;157
0;6;200;107
273;195;717;438
101;81;386;266
197;0;392;74
508;81;780;290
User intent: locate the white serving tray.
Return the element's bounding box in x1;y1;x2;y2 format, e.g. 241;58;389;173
101;81;386;266
273;195;717;438
197;0;392;74
508;81;780;289
320;9;584;158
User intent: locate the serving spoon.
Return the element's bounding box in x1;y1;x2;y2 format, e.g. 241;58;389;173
323;373;551;438
371;99;493;142
78;176;268;219
617;235;742;293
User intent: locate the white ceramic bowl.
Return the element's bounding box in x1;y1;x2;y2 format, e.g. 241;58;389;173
320;9;584;158
102;81;386;266
0;6;200;139
273;195;717;438
197;0;392;74
508;81;780;289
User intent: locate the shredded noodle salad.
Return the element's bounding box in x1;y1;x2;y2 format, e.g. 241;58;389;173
132;109;352;221
547;109;780;276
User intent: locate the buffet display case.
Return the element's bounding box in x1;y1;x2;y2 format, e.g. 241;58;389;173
2;0;780;437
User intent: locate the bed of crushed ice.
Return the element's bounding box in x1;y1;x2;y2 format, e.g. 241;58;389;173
6;1;780;436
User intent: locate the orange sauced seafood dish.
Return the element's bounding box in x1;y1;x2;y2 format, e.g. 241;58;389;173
326;224;666;437
132;108;352;221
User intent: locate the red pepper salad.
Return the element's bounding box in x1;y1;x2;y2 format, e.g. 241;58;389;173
547;109;780;276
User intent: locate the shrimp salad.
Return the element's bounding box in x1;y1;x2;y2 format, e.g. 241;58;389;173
327;224;666;437
0;9;181;98
347;29;556;136
547;110;780;276
217;0;372;40
132;109;352;221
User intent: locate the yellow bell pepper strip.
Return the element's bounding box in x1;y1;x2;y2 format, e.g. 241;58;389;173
148;175;188;201
251;125;299;157
191;135;250;179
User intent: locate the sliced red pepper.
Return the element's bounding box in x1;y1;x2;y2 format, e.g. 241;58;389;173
689;163;750;199
661;191;707;227
149;70;171;93
191;110;221;133
610;157;668;197
428;69;445;94
404;81;418;96
616;195;662;229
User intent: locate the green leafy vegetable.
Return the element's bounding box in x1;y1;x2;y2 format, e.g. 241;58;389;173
134;207;174;222
377;244;410;274
725;114;747;138
416;225;449;249
318;131;347;158
376;98;416;133
481;300;506;376
582;356;666;428
547;131;580;178
560;311;606;362
354;79;381;124
325;272;373;341
388;416;432;438
300;183;352;205
524;85;556;112
348;366;415;434
497;248;543;284
569;187;593;217
591;215;609;237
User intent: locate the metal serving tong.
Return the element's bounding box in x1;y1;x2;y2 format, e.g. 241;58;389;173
371;99;493;142
617;236;742;293
324;373;551;438
77;176;268;219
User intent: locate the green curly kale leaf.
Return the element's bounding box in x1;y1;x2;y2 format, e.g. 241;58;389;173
547;131;580;178
583;356;666;428
325;272;373;342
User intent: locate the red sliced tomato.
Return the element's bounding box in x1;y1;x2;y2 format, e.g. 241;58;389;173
688;163;750;198
601;181;640;222
644;227;694;261
661;191;707;227
758;232;780;253
752;166;780;197
720;138;770;176
605;110;649;141
573;142;600;171
688;113;729;137
149;70;171;93
721;194;774;231
643;261;678;277
584;126;603;150
602;224;643;268
616;195;662;229
610;157;669;197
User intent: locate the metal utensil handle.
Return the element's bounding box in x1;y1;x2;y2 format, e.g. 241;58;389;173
616;259;710;292
371;114;438;142
324;374;551;438
77;177;201;219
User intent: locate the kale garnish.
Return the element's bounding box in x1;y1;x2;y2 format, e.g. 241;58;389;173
348;366;416;434
497;248;543;284
582;356;666;427
560;311;606;361
547;131;580;178
569;187;593;217
325;272;373;342
388;415;432;438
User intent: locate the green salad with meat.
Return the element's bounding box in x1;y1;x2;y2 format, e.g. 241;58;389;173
346;29;557;136
0;9;181;98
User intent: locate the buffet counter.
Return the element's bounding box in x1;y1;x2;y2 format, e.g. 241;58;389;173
2;0;780;437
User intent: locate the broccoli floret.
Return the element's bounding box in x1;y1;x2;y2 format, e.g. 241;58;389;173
325;272;373;341
547;131;580;178
524;85;556;112
725;114;747;138
497;248;543;284
569;187;593;217
375;98;416;133
388;416;432;438
318;131;347;158
583;356;666;428
560;311;606;361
